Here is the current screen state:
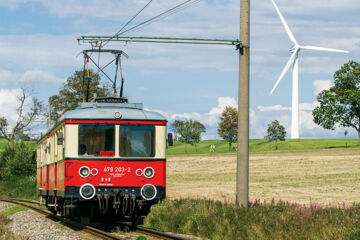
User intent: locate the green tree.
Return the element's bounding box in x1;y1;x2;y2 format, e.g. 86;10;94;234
170;119;206;152
312;61;360;145
49;69;111;122
0;88;43;147
265;120;286;150
217;106;238;151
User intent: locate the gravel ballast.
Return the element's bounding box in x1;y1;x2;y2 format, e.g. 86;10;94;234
0;202;87;240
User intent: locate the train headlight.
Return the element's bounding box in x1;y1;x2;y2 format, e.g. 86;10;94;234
79;166;90;178
79;184;96;200
140;184;157;200
144;167;155;179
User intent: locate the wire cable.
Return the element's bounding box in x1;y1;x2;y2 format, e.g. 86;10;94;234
102;0;153;48
119;0;202;36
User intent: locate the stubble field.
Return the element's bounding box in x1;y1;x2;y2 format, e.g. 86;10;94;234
166;148;360;205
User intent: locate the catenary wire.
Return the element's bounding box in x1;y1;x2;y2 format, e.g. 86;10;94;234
119;0;202;36
101;0;153;48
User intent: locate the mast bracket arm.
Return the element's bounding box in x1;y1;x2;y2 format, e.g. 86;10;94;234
236;42;249;55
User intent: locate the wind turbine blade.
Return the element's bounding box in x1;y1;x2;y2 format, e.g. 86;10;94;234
270;51;297;95
271;0;298;45
301;45;349;53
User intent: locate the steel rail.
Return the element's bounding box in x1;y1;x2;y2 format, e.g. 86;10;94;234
0;199;191;240
136;226;191;240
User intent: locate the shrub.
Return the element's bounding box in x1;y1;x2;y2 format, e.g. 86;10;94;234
0;145;14;180
0;142;36;178
8;142;36;176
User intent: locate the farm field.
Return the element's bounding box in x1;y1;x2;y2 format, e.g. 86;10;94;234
167;138;359;154
166;148;360;204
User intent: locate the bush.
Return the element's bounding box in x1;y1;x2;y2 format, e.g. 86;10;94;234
0;142;36;178
0;146;14;180
8;142;36;176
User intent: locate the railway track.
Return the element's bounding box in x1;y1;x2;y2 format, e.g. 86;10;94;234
0;198;191;240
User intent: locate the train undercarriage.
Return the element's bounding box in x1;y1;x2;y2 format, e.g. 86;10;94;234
43;186;164;228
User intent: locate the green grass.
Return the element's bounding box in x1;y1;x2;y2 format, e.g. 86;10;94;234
0;205;28;218
167;138;360;155
0;140;36;153
145;199;360;240
0;175;37;200
1;138;358;155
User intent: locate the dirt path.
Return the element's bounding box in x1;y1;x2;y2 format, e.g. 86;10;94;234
166;148;360;205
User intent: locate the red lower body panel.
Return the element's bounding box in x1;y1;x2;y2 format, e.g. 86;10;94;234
64;159;166;188
37;159;166;195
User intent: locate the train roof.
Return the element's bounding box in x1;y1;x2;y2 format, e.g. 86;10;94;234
60;101;166;121
39;99;167;142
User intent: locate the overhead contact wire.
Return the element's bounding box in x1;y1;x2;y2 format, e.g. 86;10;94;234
102;0;153;48
119;0;202;36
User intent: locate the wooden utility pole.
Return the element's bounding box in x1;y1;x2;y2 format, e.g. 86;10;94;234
236;0;250;206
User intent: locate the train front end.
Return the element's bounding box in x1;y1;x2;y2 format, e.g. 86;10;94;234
37;98;167;225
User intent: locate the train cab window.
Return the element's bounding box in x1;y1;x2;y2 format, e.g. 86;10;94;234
119;125;155;157
78;124;115;157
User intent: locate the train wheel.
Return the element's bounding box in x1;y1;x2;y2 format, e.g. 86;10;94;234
130;214;138;230
79;202;95;224
51;209;58;215
60;201;65;217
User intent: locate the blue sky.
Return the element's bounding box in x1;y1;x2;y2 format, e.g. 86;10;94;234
0;0;359;139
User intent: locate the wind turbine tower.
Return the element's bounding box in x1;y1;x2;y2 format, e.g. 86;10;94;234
270;0;348;139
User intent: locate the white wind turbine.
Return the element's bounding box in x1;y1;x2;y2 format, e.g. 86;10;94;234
270;0;348;139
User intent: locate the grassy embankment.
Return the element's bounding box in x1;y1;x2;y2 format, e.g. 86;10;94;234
145;199;360;240
167;138;359;154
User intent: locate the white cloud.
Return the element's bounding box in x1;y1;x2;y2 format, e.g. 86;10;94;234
313;80;332;96
299;102;318;111
0;89;23;124
258;104;291;112
148;96;238;139
0;70;20;87
208;97;237;115
19;70;64;84
0;34;81;70
258;102;318;113
0;69;64;89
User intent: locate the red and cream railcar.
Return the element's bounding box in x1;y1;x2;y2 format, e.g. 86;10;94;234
36;97;167;225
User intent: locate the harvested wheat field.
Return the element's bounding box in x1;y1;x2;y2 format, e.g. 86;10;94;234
166;148;360;205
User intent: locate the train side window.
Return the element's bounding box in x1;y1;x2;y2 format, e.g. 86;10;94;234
119;125;155;157
78;124;115;157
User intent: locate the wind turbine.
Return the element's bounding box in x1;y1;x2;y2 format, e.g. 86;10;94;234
270;0;348;139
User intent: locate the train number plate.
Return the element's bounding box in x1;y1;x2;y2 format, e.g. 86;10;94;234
103;167;131;173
